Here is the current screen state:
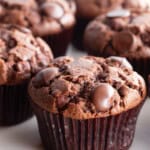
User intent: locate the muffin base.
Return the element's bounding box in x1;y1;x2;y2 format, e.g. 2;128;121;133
0;83;33;126
72;18;90;51
32;101;144;150
42;27;74;58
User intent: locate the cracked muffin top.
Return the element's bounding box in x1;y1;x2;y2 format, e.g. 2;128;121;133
29;56;146;119
84;9;150;58
0;24;53;85
0;0;76;36
75;0;123;19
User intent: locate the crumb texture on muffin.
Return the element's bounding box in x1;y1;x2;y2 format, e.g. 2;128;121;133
0;24;53;85
84;10;150;58
0;0;76;36
29;56;146;119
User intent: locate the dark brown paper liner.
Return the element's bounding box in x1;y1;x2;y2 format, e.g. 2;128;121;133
72;18;90;51
32;101;144;150
0;83;33;126
42;27;74;58
128;57;150;86
148;76;150;96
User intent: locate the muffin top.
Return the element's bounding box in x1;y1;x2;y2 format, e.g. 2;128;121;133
75;0;123;19
122;0;150;13
29;56;146;119
0;24;53;85
0;0;76;36
84;9;150;58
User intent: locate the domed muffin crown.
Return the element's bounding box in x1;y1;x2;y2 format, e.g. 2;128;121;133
29;56;146;119
0;24;53;85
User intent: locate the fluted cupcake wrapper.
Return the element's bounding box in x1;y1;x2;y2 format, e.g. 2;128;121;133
148;76;150;96
128;57;150;86
0;83;33;126
32;101;144;150
42;27;74;58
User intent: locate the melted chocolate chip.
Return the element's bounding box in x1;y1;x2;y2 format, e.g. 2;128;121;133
7;38;17;48
51;79;69;96
107;9;130;18
57;96;69;109
112;31;136;53
41;2;64;19
33;67;59;88
92;83;114;112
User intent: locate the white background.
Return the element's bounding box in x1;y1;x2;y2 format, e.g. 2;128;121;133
0;48;149;150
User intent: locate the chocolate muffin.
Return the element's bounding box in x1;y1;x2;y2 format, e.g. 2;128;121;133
122;0;150;13
0;0;76;57
0;24;53;125
72;0;123;50
29;56;146;150
84;9;150;84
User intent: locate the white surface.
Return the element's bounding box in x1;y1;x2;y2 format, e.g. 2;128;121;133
0;48;149;150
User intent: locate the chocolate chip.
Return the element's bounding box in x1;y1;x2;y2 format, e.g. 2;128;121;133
33;67;59;88
107;9;130;18
107;56;133;70
8;38;17;48
92;83;114;112
57;96;69;109
118;86;128;97
51;79;69;96
112;31;136;53
41;2;64;19
51;79;71;109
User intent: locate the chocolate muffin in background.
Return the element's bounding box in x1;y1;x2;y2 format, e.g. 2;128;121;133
72;0;123;50
84;9;150;84
122;0;150;13
0;24;53;126
0;0;76;57
29;56;146;150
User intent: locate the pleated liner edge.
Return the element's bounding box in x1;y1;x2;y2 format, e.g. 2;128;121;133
0;83;33;126
31;101;144;150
